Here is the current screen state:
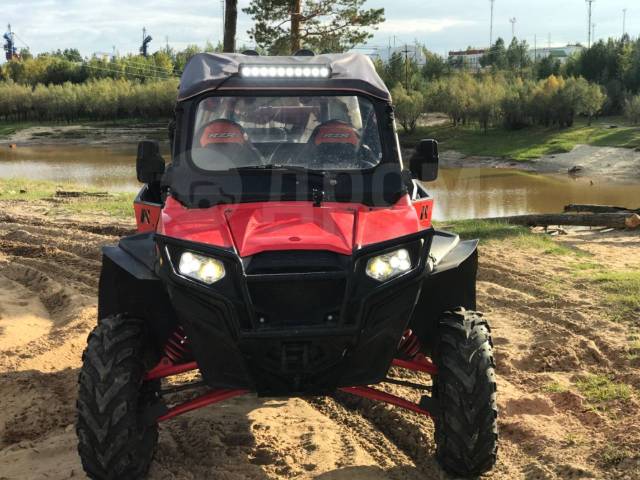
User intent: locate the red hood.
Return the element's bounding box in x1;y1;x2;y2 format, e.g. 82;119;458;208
224;204;355;256
158;197;422;257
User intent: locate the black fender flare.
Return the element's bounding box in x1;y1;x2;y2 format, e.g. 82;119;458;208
102;232;158;280
428;230;479;275
409;229;479;349
98;233;176;351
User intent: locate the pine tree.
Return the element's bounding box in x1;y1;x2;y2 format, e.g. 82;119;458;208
243;0;384;55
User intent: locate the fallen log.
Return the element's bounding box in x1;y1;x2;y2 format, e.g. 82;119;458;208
564;203;640;214
484;212;640;229
55;190;110;198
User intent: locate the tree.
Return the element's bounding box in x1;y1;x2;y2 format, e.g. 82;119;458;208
536;55;560;79
223;0;238;52
18;48;33;60
506;38;530;71
243;0;385;55
480;38;507;69
624;95;640;124
471;77;505;133
391;84;424;133
582;82;606;125
422;50;449;80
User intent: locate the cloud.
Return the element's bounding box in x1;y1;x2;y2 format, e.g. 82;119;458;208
376;18;476;34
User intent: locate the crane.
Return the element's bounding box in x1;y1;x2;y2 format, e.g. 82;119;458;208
140;27;153;57
3;23;18;61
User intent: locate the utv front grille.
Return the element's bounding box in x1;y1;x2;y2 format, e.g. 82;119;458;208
244;250;348;274
243;250;349;328
246;274;346;328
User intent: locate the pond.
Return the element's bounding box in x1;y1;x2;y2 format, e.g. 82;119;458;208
1;144;639;220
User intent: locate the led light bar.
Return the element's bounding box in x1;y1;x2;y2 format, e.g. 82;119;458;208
240;64;331;79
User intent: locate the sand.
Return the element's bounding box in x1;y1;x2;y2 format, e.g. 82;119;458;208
0;201;639;479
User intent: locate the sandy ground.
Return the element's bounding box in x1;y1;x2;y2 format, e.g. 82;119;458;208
439;145;640;182
0;200;639;480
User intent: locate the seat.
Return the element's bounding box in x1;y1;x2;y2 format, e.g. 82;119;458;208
197;119;263;168
303;120;361;169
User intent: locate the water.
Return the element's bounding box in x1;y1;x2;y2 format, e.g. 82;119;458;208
1;144;639;220
427;168;640;220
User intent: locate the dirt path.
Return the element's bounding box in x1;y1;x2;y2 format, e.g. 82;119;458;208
0;201;638;479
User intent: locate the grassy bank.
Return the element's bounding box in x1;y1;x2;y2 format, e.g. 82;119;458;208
0;178;134;219
399;117;640;160
0;118;169;141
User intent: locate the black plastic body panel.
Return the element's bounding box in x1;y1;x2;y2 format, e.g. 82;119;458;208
154;229;433;395
409;229;478;351
98;226;478;395
98;233;177;354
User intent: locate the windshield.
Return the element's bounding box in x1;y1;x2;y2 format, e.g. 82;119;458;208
190;95;382;171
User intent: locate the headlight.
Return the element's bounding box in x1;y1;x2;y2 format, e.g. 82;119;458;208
178;251;225;284
365;248;412;282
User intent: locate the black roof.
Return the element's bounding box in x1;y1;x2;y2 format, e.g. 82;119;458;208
178;52;390;102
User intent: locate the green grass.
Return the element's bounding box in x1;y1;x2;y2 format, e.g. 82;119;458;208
592;271;640;322
399;117;640;160
543;381;569;394
575;374;633;404
0;178;134;219
0;121;38;138
439;219;581;257
571;261;603;271
434;219;529;241
600;444;634;468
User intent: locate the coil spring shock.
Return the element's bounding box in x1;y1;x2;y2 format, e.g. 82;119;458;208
397;329;421;359
164;326;189;363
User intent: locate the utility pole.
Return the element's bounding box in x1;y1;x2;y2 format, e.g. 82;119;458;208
586;0;595;48
623;8;627;37
548;33;551;49
221;0;225;40
489;0;495;46
402;44;411;90
509;17;516;39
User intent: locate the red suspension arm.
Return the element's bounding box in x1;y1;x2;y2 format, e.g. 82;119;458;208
157;389;249;422
340;386;433;417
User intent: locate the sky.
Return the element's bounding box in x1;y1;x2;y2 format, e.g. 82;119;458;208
1;0;637;61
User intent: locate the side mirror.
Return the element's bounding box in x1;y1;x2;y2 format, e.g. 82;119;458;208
409;139;439;182
136;140;165;184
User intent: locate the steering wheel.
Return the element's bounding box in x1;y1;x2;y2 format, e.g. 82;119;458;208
357;144;380;168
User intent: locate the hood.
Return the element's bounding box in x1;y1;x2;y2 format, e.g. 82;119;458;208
224;203;356;257
158;196;422;257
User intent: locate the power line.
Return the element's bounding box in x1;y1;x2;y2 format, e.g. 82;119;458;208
75;61;178;79
90;54;178;75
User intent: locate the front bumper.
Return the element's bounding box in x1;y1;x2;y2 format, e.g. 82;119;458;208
156;229;433;395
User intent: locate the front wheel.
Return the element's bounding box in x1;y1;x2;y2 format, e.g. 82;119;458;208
433;308;498;477
76;314;159;480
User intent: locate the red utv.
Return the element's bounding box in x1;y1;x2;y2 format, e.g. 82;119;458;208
76;52;497;479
